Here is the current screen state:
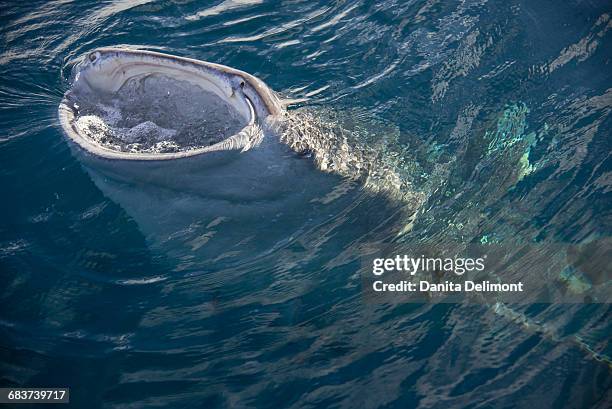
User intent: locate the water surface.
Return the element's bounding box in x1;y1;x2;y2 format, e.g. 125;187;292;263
1;1;611;408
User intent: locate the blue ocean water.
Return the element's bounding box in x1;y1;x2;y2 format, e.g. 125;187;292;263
1;1;611;408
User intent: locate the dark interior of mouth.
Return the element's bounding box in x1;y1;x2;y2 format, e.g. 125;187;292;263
68;73;247;153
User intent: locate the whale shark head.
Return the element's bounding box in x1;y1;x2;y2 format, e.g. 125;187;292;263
57;48;417;263
59;47;284;161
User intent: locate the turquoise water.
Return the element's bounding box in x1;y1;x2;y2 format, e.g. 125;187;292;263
1;1;611;408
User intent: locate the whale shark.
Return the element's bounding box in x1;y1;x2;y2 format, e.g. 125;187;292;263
57;48;610;365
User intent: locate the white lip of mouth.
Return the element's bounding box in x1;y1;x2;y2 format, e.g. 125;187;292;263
59;48;260;161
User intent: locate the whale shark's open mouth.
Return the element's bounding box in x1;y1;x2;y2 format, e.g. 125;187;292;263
68;73;248;154
59;47;279;160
